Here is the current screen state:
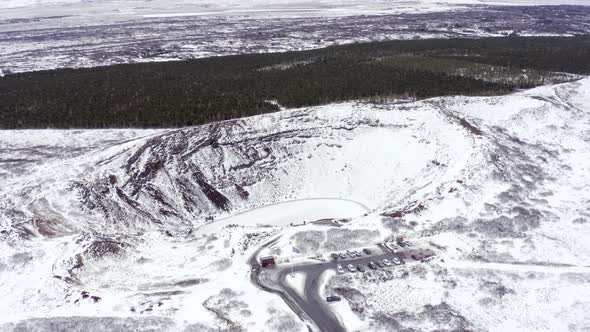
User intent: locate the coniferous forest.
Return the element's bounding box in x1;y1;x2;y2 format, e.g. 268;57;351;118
1;36;589;129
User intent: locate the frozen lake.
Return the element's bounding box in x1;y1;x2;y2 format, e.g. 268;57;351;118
199;198;370;232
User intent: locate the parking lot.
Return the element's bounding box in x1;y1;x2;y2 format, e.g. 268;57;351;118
253;240;436;331
327;242;413;275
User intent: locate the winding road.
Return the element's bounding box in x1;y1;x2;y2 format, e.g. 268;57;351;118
204;197;379;331
249;241;413;332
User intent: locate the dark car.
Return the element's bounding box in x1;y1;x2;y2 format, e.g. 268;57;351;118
326;295;342;302
331;253;339;260
368;262;377;270
363;248;372;255
376;261;385;268
357;264;365;272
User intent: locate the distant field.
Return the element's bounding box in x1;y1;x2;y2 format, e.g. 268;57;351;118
1;36;589;129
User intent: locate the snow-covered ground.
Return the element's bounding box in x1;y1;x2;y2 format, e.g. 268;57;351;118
1;77;590;330
1;2;589;73
284;272;307;298
2;0;588;14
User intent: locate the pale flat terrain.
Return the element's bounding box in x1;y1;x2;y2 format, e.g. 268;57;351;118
1;0;589;73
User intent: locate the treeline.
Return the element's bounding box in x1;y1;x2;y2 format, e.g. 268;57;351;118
1;36;589;129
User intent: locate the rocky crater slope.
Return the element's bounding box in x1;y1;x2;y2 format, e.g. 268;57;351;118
0;78;589;331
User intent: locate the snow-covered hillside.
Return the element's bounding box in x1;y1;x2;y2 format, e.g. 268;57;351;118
1;78;590;331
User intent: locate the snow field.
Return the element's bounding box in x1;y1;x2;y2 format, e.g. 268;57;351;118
1;78;590;330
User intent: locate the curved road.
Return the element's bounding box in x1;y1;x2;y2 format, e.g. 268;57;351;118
249;242;411;332
275;264;343;332
200;197;382;331
248;238;344;332
247;236;321;332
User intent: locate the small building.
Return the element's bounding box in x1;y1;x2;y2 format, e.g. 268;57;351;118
411;249;435;262
260;255;276;267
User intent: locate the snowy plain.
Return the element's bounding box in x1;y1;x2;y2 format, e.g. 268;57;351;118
1;1;590;73
2;0;590;13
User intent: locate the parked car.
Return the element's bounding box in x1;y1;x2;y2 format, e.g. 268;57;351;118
376;261;385;268
399;241;413;248
331;253;339;260
384;242;396;252
363;248;372;255
368;262;377;270
392;257;402;265
382;259;392;266
347;264;356;272
346;250;356;258
337;264;344;273
357;264;365;272
326;295;342;302
339;253;347;259
355;250;362;257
